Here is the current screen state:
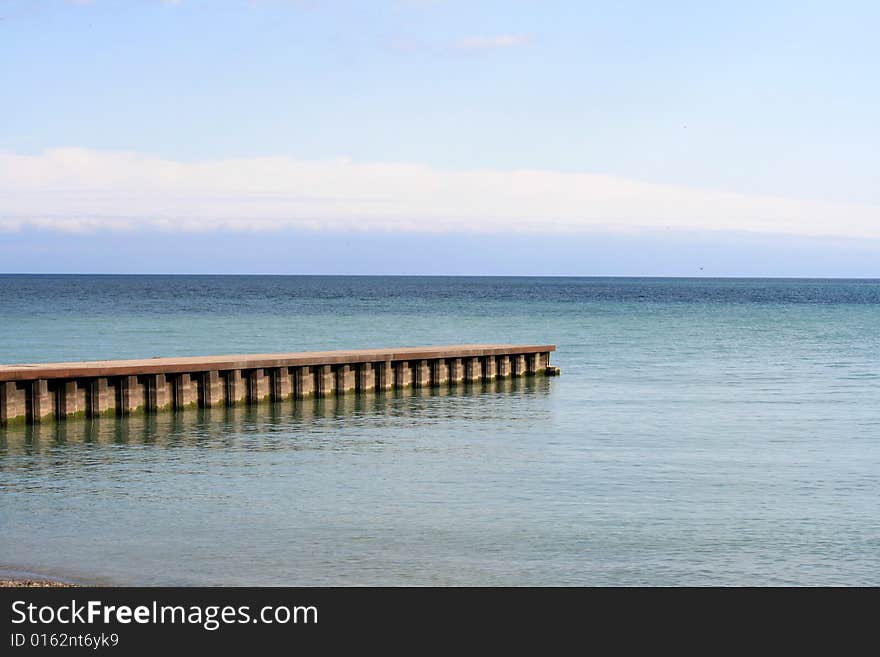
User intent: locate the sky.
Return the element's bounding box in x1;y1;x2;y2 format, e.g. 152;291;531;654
1;0;879;275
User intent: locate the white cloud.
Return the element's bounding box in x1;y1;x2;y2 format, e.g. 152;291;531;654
1;147;879;238
455;34;530;50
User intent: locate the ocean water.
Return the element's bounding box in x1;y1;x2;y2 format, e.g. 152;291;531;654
1;275;879;586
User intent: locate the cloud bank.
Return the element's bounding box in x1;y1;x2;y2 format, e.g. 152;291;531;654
1;148;879;238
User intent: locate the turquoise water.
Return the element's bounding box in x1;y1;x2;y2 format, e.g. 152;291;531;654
1;275;879;585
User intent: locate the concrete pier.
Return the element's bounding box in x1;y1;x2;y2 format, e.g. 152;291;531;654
433;359;449;386
450;358;464;384
358;362;375;393
498;355;513;378
120;375;145;415
226;370;247;405
317;365;336;397
272;367;294;401
466;357;482;382
29;379;54;423
295;366;314;399
90;377;116;417
248;369;271;404
395;361;413;389
377;361;394;391
147;374;172;413
175;373;199;410
0;344;558;426
201;370;225;408
336;364;356;395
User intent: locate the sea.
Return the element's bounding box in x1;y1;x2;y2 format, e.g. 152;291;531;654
1;275;878;585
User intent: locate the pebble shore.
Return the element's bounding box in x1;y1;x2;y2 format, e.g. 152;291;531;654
0;579;77;588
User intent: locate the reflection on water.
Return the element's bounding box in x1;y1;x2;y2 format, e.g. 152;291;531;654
1;377;549;458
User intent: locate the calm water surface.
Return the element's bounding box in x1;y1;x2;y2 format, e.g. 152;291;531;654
1;275;878;585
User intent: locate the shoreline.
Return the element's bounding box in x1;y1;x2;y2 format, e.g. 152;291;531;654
0;567;85;588
0;578;78;588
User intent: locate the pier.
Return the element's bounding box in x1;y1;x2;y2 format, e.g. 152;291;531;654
0;344;558;425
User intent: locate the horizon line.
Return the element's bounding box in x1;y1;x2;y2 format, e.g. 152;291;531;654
2;272;879;280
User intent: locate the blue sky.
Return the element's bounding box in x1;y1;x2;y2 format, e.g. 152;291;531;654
1;0;879;275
